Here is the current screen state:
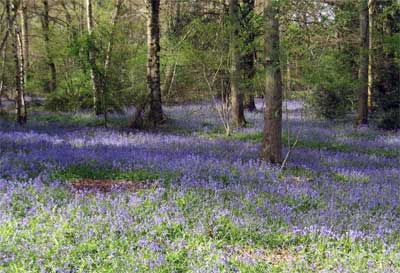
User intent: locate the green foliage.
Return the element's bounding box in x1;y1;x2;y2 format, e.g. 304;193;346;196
279;1;361;120
372;2;400;130
45;71;93;112
376;101;399;133
201;130;399;158
29;112;127;128
160;17;232;102
52;164;163;182
304;52;358;120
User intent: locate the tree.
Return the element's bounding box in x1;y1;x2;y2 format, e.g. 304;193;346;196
7;0;27;125
241;0;257;112
146;0;163;125
355;0;369;126
86;0;102;115
262;0;283;164
161;0;181;99
41;0;57;93
102;0;124;126
368;0;376;110
19;0;29;86
230;0;246;127
0;43;6;104
0;30;7;105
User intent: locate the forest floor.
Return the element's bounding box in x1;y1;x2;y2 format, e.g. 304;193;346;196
0;100;399;272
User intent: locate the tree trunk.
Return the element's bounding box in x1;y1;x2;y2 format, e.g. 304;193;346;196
242;0;257;112
104;0;123;73
230;0;246;127
86;0;102;115
262;0;282;164
161;62;176;101
146;0;163;125
161;0;180;100
355;0;369;126
0;41;7;106
368;0;375;110
103;0;124;126
245;95;257;112
42;0;57;93
20;0;29;86
7;0;27;125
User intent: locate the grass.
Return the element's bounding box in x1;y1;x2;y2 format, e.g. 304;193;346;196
51;164;180;184
0;112;129;128
201;131;399;158
31;113;128;128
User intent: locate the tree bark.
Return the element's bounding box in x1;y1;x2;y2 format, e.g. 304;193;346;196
262;0;282;164
41;0;57;93
0;31;10;53
86;0;102;115
7;0;27;125
245;95;257;112
355;0;369;126
146;0;163;125
242;0;257;112
367;0;375;110
230;0;246;127
0;41;7;109
20;0;29;86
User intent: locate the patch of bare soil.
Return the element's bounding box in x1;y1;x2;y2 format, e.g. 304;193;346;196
224;245;297;265
71;179;158;193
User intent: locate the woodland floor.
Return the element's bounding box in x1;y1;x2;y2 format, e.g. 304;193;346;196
0;100;399;272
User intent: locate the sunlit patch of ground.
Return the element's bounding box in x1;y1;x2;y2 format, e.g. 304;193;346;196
71;179;159;193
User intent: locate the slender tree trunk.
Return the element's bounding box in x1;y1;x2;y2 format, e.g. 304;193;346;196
0;42;7;106
368;0;375;110
103;0;124;126
230;0;246;127
7;0;27;125
161;0;180;99
295;56;300;91
20;0;29;86
104;0;123;73
86;0;101;115
161;62;177;101
262;0;282;164
242;0;256;112
146;0;163;125
0;30;10;53
356;0;369;126
286;58;292;94
41;0;57;93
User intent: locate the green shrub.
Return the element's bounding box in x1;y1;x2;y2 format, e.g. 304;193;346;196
304;52;358;120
